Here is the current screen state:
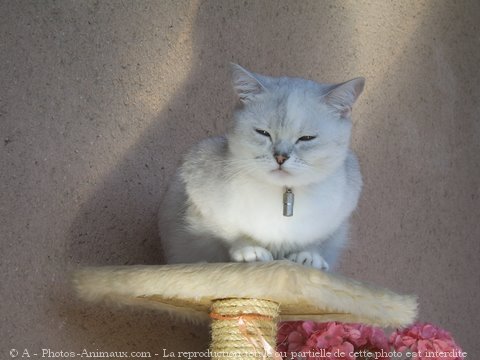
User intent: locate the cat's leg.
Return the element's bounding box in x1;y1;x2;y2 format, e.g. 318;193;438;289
229;237;274;262
316;221;349;267
287;222;348;270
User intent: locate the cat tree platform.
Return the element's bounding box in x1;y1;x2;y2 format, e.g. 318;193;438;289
73;260;417;359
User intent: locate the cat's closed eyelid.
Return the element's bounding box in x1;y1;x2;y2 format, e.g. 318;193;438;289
254;129;271;138
296;135;317;143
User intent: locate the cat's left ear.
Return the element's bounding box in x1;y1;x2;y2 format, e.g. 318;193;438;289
230;63;267;103
324;77;365;118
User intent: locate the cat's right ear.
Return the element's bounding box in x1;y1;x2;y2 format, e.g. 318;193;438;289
323;77;365;118
230;63;267;103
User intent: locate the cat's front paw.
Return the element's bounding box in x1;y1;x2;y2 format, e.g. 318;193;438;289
230;246;274;263
287;251;329;270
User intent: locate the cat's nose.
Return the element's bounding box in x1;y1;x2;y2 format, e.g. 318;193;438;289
274;153;289;165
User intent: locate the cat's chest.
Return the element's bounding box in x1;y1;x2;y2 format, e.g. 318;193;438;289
219;178;346;246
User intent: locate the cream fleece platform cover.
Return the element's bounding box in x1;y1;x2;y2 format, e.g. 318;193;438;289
73;260;417;327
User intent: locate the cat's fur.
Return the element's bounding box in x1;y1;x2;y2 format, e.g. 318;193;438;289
158;64;364;270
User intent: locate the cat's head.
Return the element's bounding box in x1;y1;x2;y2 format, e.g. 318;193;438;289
227;64;364;187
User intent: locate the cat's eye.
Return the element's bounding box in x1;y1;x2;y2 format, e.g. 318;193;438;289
255;129;271;138
297;135;317;142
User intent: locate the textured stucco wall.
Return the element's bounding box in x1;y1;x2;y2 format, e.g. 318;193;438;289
1;0;479;357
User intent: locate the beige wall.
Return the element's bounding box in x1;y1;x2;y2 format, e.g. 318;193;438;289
1;0;479;356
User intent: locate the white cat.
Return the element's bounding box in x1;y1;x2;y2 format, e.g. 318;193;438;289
158;64;364;270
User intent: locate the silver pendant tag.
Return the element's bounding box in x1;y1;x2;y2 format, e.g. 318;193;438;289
283;188;294;217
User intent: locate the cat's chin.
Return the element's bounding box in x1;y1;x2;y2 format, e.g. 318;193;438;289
264;169;315;187
270;168;291;177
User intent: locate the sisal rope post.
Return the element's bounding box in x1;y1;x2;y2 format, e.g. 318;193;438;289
210;298;280;360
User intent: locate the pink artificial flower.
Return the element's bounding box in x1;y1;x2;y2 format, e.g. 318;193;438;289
277;321;389;360
278;322;355;359
312;322;348;348
277;321;321;353
390;323;465;360
344;323;390;359
277;321;306;353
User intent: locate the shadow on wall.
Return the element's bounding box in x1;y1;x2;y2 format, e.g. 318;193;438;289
63;0;364;352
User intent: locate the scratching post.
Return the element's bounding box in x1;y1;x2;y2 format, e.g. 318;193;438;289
210;298;279;359
73;261;417;358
